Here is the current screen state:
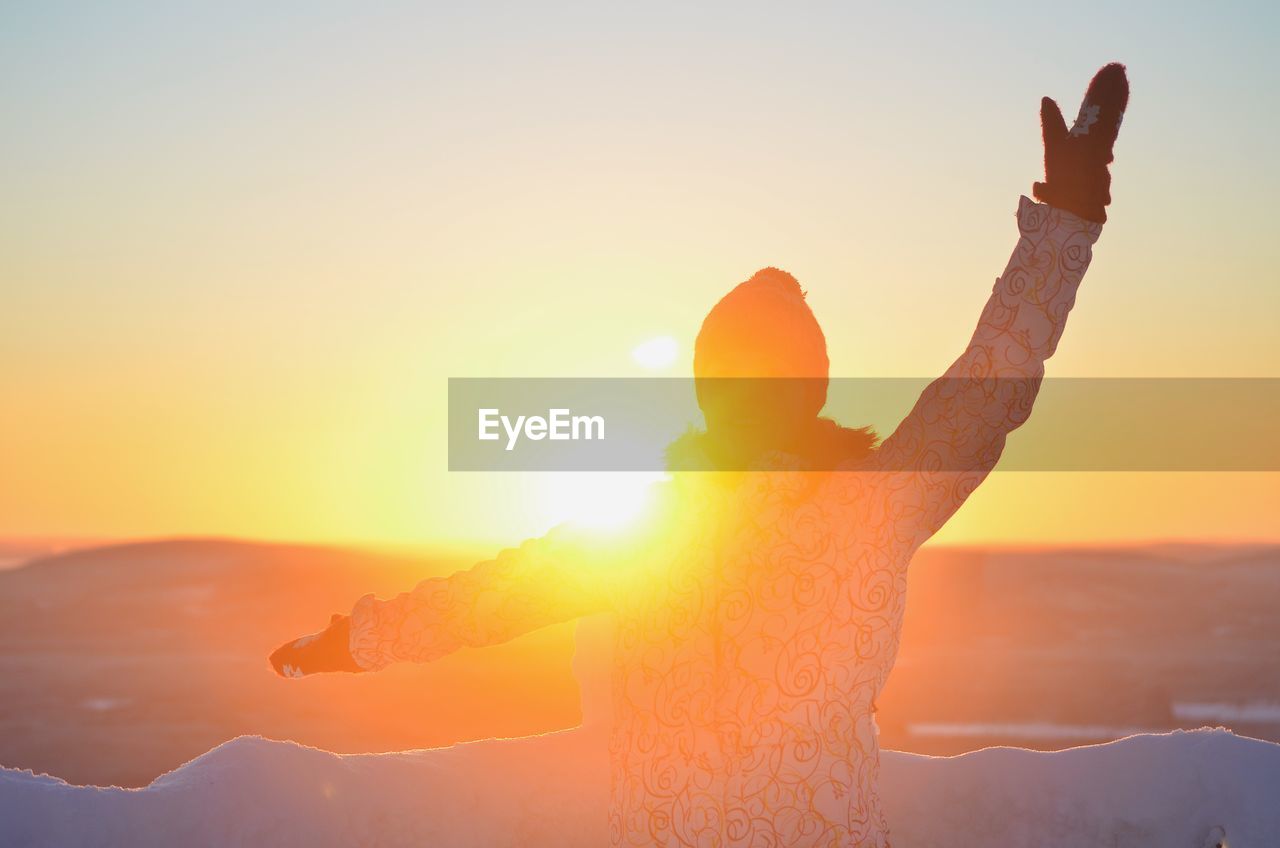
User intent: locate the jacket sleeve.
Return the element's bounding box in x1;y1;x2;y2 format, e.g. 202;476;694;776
859;196;1103;547
347;524;618;671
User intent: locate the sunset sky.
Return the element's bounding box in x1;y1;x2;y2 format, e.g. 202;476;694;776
3;3;1278;548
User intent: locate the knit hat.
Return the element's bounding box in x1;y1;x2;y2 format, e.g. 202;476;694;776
694;267;829;414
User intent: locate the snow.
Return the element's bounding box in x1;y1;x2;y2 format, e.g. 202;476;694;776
0;727;1272;847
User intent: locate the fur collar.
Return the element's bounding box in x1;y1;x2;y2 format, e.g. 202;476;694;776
664;417;877;472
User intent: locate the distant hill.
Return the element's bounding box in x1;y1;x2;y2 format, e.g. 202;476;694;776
1;538;1278;787
0;537;112;571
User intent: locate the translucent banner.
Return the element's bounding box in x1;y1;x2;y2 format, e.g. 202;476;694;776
448;378;1280;472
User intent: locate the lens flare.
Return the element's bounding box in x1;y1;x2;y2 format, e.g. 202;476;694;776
539;472;666;530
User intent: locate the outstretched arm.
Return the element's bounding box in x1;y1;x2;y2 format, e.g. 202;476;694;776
861;64;1128;546
347;527;617;671
270;524;619;676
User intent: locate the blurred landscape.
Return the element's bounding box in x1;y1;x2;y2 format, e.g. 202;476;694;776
1;538;1278;788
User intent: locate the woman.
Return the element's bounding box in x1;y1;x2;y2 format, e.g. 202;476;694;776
272;64;1129;847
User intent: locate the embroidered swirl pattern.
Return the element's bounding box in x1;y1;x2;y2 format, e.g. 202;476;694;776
349;197;1101;846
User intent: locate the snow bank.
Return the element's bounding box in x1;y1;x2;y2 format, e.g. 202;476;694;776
1;727;1271;847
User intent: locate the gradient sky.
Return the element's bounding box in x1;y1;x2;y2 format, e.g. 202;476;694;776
3;2;1278;548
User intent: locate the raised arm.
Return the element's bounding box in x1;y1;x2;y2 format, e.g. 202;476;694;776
862;64;1128;545
270;523;620;676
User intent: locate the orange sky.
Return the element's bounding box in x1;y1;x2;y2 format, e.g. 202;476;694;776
2;5;1277;548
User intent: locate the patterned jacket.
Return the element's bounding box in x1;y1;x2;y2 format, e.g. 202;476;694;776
349;197;1102;846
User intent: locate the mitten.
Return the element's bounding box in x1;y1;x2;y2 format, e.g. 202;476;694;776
269;613;363;677
1032;63;1129;223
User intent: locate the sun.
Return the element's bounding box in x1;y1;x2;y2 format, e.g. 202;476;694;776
538;472;667;531
522;337;678;533
631;336;678;370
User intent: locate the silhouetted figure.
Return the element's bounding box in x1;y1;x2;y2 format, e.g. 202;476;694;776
273;64;1129;847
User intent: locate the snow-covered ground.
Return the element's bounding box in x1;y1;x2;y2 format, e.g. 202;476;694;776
0;726;1271;847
